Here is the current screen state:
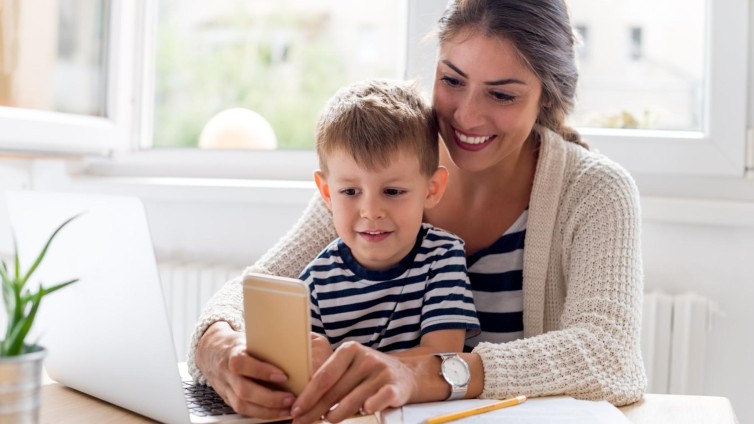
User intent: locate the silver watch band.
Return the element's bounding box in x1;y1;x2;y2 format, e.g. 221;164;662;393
446;381;467;401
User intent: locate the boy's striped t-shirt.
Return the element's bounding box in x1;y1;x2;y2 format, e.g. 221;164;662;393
300;223;480;353
464;209;527;350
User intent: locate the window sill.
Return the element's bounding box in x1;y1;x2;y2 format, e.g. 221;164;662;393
83;148;320;181
642;196;754;228
31;158;316;205
27;157;754;228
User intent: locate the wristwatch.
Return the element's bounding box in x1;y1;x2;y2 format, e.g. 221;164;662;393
435;353;470;401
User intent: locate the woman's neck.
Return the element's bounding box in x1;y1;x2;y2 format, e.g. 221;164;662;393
441;135;539;205
427;135;539;256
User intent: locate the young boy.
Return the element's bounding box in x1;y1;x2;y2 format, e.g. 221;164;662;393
299;79;479;358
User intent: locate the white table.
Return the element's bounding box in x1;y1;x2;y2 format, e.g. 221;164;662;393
39;384;738;424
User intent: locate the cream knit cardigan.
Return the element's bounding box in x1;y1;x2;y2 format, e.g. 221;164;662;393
187;129;647;406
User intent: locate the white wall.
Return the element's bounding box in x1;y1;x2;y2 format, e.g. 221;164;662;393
641;220;754;423
0;158;752;422
0;160;32;254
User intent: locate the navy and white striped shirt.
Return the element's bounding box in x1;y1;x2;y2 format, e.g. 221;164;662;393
464;209;527;350
300;224;480;353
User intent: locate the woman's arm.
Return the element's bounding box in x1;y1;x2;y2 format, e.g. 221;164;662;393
292;345;485;423
187;194;337;384
473;157;646;406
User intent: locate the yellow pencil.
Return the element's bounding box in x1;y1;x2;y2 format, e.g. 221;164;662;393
425;395;527;424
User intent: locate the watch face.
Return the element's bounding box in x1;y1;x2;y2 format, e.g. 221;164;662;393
443;356;470;386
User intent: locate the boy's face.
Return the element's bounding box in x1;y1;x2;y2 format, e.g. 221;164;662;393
315;148;447;271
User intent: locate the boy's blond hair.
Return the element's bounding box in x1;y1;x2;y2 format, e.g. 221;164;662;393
315;79;439;177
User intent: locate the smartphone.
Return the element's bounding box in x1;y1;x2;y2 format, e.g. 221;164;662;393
243;272;312;395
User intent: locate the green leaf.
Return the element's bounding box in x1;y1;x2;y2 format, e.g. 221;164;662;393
1;267;14;314
5;290;43;356
21;278;78;303
41;278;79;296
1;213;82;357
10;280;23;331
20;213;83;287
12;234;19;283
2;281;16;331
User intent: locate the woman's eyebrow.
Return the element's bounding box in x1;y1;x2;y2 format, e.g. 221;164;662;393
442;60;468;78
441;60;527;86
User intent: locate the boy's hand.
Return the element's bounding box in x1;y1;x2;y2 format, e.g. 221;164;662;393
311;333;333;372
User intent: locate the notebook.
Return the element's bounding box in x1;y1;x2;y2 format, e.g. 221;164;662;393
5;190;285;424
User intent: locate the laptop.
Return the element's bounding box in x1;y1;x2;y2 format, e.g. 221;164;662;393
5;190;284;424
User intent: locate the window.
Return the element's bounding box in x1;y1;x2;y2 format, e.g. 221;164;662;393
408;0;748;176
569;1;705;133
148;0;407;150
567;0;747;176
629;27;643;61
574;25;589;61
0;0;138;154
0;0;749;180
0;1;108;116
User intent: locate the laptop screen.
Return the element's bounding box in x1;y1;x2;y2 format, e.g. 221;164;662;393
7;191;191;423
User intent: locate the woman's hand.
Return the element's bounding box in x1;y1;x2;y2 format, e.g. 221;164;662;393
195;321;296;419
311;333;334;372
291;341;418;424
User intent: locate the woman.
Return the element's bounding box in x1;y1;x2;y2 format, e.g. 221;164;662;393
189;0;646;422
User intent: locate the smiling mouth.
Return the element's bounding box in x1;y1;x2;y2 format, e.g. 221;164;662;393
359;230;392;242
455;129;494;145
451;128;496;151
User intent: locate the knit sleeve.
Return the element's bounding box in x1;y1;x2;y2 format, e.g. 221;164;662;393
473;158;646;406
187;193;337;383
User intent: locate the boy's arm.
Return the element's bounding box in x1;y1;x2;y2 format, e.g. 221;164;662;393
390;329;466;357
389;229;480;358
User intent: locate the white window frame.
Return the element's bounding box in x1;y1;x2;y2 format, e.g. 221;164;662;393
88;0;414;181
0;0;139;155
19;0;754;230
15;0;752;184
583;0;749;177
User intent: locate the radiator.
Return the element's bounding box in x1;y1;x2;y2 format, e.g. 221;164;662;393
641;291;720;395
158;262;244;361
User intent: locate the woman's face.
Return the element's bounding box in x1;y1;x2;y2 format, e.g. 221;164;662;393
433;30;543;173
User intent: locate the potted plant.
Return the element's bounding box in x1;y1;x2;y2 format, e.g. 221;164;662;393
0;214;80;423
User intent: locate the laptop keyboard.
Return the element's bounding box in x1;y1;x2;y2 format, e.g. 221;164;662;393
183;381;237;417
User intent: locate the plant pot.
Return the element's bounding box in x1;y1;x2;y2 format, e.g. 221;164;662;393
0;346;46;424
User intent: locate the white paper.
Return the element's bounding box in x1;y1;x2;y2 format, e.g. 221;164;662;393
381;396;630;424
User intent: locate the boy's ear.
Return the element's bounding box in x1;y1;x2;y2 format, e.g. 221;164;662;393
314;170;333;210
424;166;448;209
